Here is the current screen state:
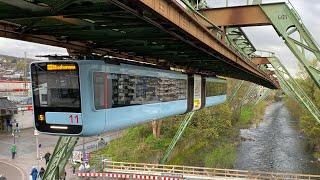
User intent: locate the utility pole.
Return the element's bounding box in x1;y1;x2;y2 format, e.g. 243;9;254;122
82;137;86;171
24;52;28;96
34;129;40;170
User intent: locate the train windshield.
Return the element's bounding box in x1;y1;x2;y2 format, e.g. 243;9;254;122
31;63;80;109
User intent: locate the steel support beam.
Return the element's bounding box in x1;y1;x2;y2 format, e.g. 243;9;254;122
228;80;244;103
0;0;49;12
254;89;270;105
160;111;195;164
240;84;257;106
261;3;320;89
43;136;79;179
252;57;271;66
199;5;271;27
226;28;256;57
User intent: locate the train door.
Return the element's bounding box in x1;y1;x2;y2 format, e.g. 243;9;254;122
92;65;108;135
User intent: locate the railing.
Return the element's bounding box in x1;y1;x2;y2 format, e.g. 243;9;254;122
103;161;320;179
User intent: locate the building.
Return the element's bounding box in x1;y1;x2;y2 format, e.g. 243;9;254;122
0;79;31;102
0;80;34;131
0;97;17;132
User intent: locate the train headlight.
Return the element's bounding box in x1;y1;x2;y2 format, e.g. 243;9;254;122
38;114;45;121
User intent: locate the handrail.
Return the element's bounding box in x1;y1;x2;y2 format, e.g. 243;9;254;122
103;161;320;179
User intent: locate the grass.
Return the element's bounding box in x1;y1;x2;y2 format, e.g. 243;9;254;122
169;141;207;166
238;106;254;126
204;142;237;169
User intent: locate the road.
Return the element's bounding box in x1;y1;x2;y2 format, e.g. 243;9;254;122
0;161;25;180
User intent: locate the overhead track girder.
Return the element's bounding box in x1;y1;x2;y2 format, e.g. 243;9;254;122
0;0;278;89
160;112;195;164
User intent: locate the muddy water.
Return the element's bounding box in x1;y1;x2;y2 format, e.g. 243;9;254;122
235;102;320;174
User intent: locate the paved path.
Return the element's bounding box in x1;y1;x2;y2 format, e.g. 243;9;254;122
0;128;58;179
0;161;25;180
0;128;121;179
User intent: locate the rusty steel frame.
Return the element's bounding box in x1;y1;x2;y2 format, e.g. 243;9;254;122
123;0;276;84
0;0;278;88
200;5;271;27
252;57;271;66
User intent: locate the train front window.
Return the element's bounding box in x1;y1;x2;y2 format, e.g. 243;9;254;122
31;63;80;108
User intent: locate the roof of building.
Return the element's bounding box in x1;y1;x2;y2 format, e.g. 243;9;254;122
0;97;17;109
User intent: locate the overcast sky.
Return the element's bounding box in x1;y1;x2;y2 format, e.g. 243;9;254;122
0;0;319;75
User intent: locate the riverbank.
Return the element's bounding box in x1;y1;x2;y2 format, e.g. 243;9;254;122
236;102;320;174
285;97;320;161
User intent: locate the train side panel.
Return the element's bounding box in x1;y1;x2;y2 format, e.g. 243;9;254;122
103;63;188;133
105;100;187;132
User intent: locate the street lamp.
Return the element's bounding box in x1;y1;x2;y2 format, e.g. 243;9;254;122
34;129;40;170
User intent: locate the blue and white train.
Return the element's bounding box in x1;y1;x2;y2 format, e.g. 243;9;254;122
30;60;227;136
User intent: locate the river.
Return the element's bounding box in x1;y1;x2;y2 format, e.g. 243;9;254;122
235;102;320;174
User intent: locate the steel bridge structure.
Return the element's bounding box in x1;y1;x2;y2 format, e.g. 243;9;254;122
0;0;320;179
0;0;278;88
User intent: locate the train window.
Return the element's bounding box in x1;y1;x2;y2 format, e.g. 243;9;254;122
109;73;187;107
206;81;227;97
94;72;107;110
31;63;80;109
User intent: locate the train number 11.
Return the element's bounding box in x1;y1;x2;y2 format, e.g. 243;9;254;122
69;114;79;124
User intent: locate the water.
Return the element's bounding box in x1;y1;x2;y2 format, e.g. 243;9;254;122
235;102;320;174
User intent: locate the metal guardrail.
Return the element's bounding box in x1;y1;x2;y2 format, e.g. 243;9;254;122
103;161;320;179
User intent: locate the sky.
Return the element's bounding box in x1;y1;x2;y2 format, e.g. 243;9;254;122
0;0;319;75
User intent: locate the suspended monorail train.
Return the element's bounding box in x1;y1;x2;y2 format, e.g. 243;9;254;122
31;60;227;136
